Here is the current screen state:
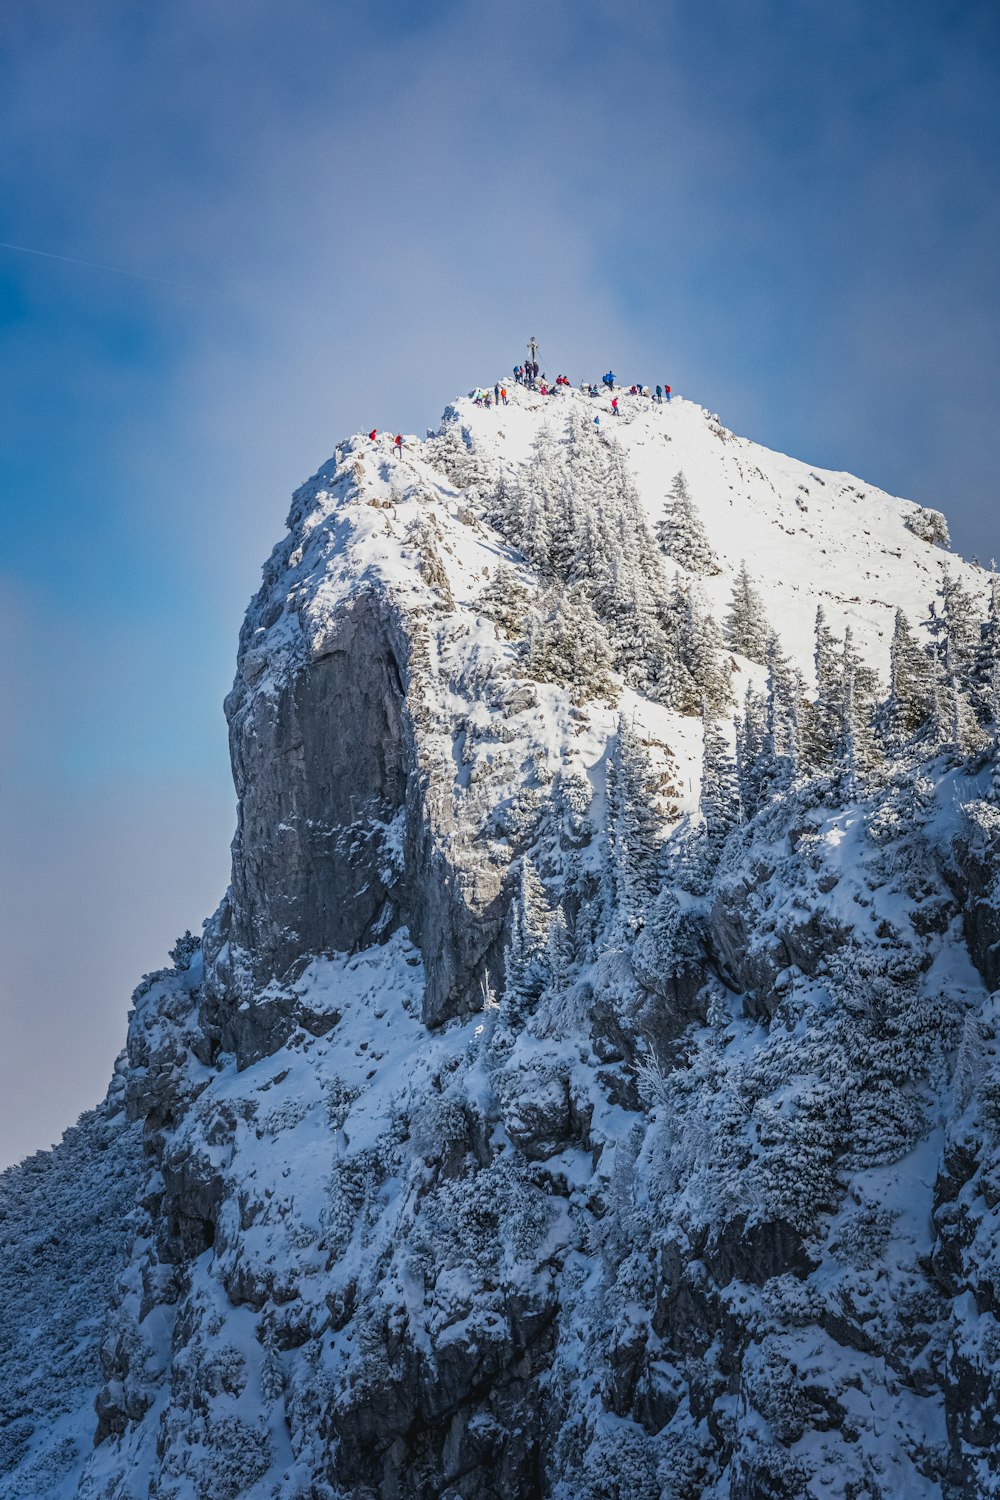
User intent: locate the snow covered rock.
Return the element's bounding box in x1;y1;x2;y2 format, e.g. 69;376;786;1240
4;378;1000;1499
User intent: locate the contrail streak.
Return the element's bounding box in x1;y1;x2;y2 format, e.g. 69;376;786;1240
0;240;214;293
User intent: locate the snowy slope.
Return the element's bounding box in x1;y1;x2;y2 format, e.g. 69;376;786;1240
450;381;975;681
261;379;977;694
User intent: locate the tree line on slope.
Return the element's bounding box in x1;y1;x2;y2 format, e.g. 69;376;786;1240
709;568;1000;846
440;416;994;1494
467;411;1000;1001
479;410;731;716
500;558;1000;1010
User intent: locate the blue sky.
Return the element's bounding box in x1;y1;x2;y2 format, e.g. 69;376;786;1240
1;0;998;1165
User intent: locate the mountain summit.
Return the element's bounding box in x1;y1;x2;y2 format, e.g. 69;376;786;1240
3;378;999;1499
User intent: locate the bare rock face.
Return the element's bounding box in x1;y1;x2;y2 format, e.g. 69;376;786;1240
946;797;1000;989
218;582;508;1045
225;592;412;994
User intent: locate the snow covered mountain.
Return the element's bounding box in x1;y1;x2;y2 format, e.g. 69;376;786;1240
3;378;1000;1499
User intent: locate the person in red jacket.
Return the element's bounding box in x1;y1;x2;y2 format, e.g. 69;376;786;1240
664;385;671;402
611;396;619;416
369;428;378;442
394;433;403;455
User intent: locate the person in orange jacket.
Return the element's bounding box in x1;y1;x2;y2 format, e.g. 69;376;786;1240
500;387;508;405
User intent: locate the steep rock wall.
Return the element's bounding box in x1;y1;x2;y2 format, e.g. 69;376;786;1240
226;592;412;991
218;582;509;1046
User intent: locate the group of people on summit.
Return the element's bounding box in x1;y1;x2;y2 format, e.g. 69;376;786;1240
368;428;405;454
472;383;509;409
513;363;672;406
368;353;673;451
597;372;671;403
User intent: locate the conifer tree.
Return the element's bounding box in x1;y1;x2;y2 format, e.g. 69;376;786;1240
429;422;492;492
840;636;859;795
735;684;768;820
655;471;719;575
931;639;981;754
803;607;842;771
938;569;982;680
761;633;800;792
724;561;770;664
923;570;982;745
887;608;933;738
788;675;804;785
503;427;561;571
543;906;573;993
981;580;1000;737
987;658;1000;741
679;580;731;716
837;627;880;780
479;563;533;641
701;713;739;847
973;573;1000;730
606;719;663;934
519;488;553;573
645;630;698;714
503;859;552;1023
599;559;653;680
525;585;617;703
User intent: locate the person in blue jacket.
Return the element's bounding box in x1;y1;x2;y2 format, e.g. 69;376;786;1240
655;384;663;403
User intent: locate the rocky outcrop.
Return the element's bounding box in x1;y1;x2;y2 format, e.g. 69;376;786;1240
225;592;412;995
945;795;1000;989
218;586;509;1043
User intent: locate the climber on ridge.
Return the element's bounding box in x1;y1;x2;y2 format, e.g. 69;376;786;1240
611;396;619;416
369;428;378;443
394;434;403;456
603;371;615;390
